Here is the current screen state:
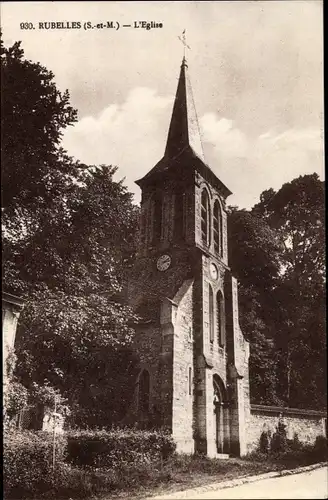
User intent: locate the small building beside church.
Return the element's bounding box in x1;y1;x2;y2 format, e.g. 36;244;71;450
127;56;251;457
2;291;24;392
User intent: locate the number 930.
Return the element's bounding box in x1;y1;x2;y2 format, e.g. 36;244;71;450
20;22;35;30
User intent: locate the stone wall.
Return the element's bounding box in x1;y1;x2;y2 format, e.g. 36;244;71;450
246;405;327;453
128;278;195;436
171;279;194;453
199;254;229;457
223;274;250;457
2;292;24;390
128;322;164;427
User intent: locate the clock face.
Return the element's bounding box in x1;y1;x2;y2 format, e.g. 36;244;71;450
210;263;218;280
157;254;171;272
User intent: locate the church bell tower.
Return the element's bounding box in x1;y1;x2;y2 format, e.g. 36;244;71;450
128;54;250;457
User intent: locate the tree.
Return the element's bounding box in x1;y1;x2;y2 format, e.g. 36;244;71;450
228;174;326;410
252;174;326;408
1;35;79;241
238;286;282;406
227;208;282;292
11;165;140;426
227;207;283;405
252;174;325;289
2;36;140;426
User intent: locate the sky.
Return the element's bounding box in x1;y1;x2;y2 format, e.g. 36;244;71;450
1;1;324;208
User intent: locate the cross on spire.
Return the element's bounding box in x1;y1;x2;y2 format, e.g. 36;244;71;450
178;29;191;61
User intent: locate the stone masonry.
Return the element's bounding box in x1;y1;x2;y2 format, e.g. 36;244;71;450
125;56;326;457
2;291;24;392
247;405;327;452
127;57;250;457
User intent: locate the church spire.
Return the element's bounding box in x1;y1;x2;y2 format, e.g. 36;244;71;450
164;56;205;161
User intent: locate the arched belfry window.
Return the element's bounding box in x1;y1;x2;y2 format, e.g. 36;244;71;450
209;284;214;343
217;291;224;347
213;200;222;256
201;189;210;246
152;191;163;243
139;369;150;413
174;191;185;240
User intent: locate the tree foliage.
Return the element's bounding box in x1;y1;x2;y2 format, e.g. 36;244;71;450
8;164;141;426
229;173;326;409
228;208;282;291
1;36;77;219
2;37;140;427
253;174;325;289
2;35;325;428
253;174;326;408
228;208;283;405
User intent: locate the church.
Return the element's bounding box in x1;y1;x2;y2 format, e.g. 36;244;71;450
4;49;325;455
127;55;251;458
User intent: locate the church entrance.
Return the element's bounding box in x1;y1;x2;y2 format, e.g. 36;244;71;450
213;375;229;454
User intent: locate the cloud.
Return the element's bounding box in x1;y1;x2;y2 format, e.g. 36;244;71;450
62;87;172;196
200;114;249;159
258;128;323;153
254;127;323;181
63;96;323;210
200;114;324;208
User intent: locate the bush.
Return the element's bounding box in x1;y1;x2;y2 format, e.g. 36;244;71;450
312;435;328;461
250;425;327;467
4;427;176;498
49;463;107;498
288;432;302;451
4;429;67;498
66;427;176;469
259;430;271;454
245;449;272;462
3;379;29;426
271;419;288;454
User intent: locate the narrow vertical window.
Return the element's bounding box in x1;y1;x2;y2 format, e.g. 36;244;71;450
213;200;222;256
141;208;147;247
209;284;214;343
174;192;185;240
201;189;210;246
188;367;192;396
139;370;150;413
217;292;224;347
153;192;162;242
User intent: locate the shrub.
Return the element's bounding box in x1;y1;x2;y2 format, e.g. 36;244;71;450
4;427;176;498
312;435;328;461
3;379;29;426
271;419;288;454
245;449;271;462
48;463;100;498
288;432;302;451
4;428;67;498
66;427;176;469
259;430;271;454
251;424;327;467
47;460;174;498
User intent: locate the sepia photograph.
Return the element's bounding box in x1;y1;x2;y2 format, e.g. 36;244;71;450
1;1;326;499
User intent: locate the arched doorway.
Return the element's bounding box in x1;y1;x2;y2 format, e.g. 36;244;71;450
213;375;229;454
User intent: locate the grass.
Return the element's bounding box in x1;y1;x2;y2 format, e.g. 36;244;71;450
6;444;327;500
96;452;320;500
